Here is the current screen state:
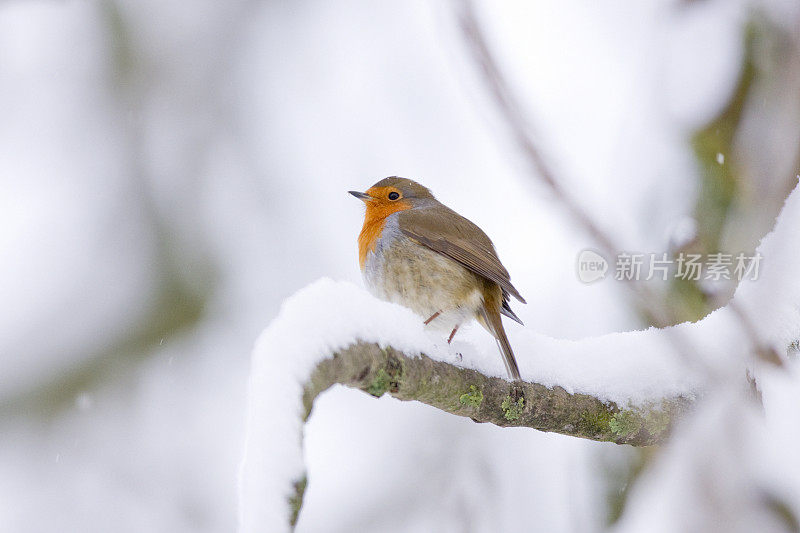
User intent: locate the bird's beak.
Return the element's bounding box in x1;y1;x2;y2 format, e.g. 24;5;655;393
348;190;373;202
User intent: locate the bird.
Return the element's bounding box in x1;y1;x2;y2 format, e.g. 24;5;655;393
349;177;526;381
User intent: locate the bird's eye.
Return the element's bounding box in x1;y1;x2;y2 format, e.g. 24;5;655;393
388;192;400;201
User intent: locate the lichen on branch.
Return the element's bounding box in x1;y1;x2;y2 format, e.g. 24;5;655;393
302;341;692;446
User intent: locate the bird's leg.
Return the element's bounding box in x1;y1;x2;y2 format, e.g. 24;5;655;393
447;325;459;344
423;311;441;325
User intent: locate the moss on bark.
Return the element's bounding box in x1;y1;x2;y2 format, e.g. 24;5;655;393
303;341;692;446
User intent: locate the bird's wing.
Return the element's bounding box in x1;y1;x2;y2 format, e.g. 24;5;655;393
398;205;526;304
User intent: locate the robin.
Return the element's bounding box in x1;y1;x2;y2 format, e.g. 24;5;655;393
349;177;526;380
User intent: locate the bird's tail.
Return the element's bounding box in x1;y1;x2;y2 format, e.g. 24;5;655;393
479;305;521;381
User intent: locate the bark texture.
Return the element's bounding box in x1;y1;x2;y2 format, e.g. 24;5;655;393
302;341;693;447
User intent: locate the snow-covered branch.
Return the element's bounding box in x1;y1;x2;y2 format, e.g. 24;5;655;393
240;181;800;532
237;277;705;533
303;341;690;447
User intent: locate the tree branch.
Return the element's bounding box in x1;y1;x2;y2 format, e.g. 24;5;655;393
286;341;693;528
456;0;618;257
303;341;692;447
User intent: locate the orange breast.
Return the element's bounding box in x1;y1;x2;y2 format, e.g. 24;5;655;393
357;200;411;269
358;217;386;269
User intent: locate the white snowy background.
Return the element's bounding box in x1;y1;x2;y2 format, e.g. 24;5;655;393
1;1;799;532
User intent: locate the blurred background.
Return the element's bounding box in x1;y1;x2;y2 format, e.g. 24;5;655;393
1;0;799;531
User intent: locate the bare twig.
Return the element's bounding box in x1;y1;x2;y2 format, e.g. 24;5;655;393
456;0;618;256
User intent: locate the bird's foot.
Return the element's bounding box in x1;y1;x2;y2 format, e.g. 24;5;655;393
447;325;459;344
423;311;441;325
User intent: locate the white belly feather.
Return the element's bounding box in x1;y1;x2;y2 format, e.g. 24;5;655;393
362;214;484;332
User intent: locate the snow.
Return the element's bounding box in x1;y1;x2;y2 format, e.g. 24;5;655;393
615;182;800;533
614;383;769;533
615;366;800;533
238;280;446;532
0;0;795;529
731;182;800;353
240;181;800;531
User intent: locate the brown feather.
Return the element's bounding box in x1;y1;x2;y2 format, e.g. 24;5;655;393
478;303;521;381
397;205;526;304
